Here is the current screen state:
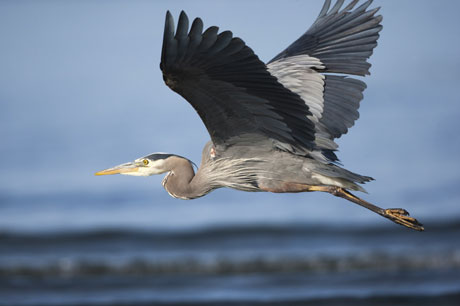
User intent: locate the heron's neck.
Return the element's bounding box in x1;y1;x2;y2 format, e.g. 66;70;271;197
161;156;209;199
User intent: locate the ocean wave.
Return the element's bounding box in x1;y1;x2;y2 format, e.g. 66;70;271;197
2;221;460;278
2;250;460;277
2;218;460;243
9;293;460;306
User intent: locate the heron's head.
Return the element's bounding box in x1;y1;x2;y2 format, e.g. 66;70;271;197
95;153;180;177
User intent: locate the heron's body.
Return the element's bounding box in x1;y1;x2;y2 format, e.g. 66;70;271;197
177;141;370;199
96;0;424;231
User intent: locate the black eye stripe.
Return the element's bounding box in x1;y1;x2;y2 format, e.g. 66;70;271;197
143;153;196;169
145;153;174;161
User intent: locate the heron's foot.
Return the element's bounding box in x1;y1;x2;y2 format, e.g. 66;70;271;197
383;208;424;231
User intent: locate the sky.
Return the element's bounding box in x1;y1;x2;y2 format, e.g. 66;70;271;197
1;0;460;230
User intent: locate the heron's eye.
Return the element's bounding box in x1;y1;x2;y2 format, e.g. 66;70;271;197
143;159;149;166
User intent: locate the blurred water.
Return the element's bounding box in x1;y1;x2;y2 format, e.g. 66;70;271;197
2;0;460;305
2;212;460;305
1;190;460;305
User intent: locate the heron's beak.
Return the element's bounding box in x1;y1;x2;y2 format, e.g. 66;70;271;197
95;162;140;176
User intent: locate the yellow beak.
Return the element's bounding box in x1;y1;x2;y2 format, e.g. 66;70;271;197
95;162;140;176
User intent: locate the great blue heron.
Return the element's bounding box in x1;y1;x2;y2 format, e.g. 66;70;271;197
96;0;424;231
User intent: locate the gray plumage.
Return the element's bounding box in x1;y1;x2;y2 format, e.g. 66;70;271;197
96;0;424;231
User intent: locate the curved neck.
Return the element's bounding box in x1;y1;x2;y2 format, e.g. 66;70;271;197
162;156;209;199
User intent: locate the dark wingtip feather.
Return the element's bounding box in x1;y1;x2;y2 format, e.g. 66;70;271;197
318;0;332;18
207;31;234;55
356;0;373;12
343;0;360;12
165;11;174;31
190;17;204;35
176;11;189;38
330;0;345;15
161;11;176;68
188;17;204;48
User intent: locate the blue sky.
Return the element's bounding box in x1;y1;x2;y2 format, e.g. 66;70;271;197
1;0;460;229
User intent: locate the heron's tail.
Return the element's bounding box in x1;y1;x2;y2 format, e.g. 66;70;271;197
310;163;374;193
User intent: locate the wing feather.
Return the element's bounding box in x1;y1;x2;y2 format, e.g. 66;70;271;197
268;0;382;162
161;11;316;154
269;0;381;76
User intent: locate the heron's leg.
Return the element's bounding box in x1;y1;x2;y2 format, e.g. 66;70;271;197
307;186;424;231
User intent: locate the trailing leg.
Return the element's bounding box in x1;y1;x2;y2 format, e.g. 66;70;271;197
307;185;424;231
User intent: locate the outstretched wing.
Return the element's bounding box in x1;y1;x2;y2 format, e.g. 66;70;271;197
160;11;316;155
268;0;382;161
